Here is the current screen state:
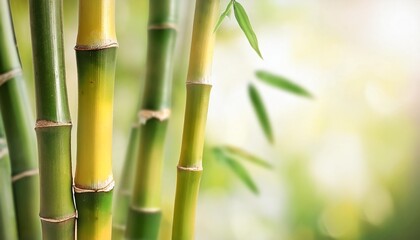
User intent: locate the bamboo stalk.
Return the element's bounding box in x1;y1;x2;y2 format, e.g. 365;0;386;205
74;0;117;239
124;0;178;238
28;0;77;238
112;125;139;239
0;116;18;240
0;0;41;238
172;0;219;239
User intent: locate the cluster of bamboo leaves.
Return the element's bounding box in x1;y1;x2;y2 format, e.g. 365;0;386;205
212;0;313;195
0;0;311;239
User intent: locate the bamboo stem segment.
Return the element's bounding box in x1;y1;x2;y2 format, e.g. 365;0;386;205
112;125;140;239
0;117;18;240
172;84;211;240
125;0;177;238
74;0;117;239
0;0;41;238
28;0;77;238
172;0;219;239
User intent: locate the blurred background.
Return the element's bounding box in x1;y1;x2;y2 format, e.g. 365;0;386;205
9;0;420;239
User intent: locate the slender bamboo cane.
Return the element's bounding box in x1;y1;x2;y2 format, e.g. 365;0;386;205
0;116;18;240
172;0;219;239
124;0;177;238
74;0;117;239
112;124;139;239
28;0;77;238
0;0;41;238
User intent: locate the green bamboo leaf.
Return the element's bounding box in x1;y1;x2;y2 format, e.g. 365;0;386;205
248;84;274;143
214;1;234;32
213;147;225;161
256;70;313;98
224;155;259;194
221;145;272;169
233;1;263;59
213;148;259;194
226;4;233;18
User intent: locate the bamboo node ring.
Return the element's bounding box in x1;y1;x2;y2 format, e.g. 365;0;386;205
12;168;39;182
130;205;161;213
0;149;8;159
186;80;212;86
0;69;22;87
177;165;203;172
148;23;177;30
74;42;119;51
39;212;77;223
138;108;171;124
35;120;72;129
74;178;115;193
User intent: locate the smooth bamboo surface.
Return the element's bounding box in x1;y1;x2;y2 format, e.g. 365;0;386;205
28;0;76;238
125;0;177;238
172;0;219;239
172;85;211;240
0;0;41;238
112;125;140;239
74;0;117;239
0;117;18;240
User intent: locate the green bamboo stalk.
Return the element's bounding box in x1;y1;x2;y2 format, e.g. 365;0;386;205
172;0;219;239
0;0;41;238
0;116;18;240
125;0;178;238
112;125;139;239
28;0;77;238
74;0;117;239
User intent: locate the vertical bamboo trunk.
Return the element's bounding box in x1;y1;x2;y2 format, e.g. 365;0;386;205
28;0;77;238
124;0;177;239
0;0;41;238
74;0;117;239
0;117;18;240
172;0;219;239
112;125;139;239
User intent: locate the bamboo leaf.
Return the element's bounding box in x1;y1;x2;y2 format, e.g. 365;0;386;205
214;1;234;32
256;70;313;98
221;145;272;169
213;147;225;161
224;156;259;194
226;4;233;18
213;148;259;194
233;1;263;59
248;84;274;143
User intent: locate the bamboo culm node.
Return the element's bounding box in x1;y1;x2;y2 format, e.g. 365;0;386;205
74;179;115;193
138;108;172;124
0;69;22;86
11;169;39;182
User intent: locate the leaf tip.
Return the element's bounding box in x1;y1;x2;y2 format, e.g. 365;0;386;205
257;50;264;59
